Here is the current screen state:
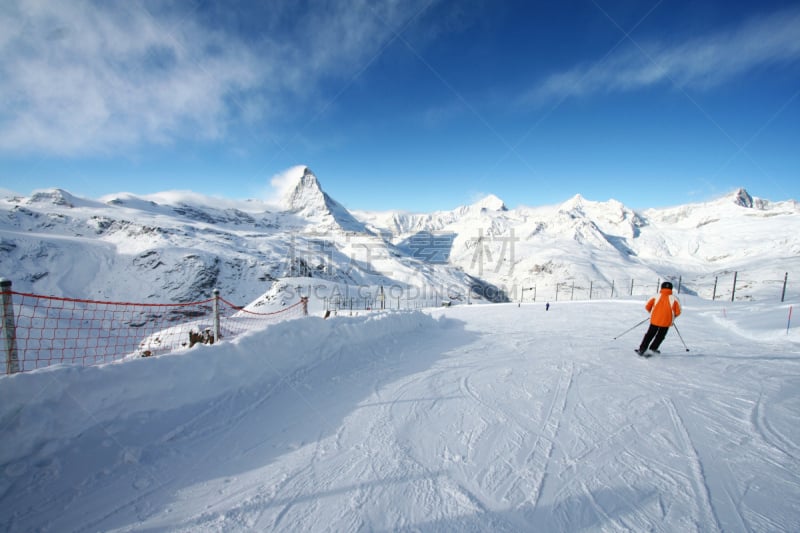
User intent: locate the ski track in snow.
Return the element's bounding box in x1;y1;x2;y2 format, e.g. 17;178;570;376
664;398;722;532
1;300;799;532
753;387;800;460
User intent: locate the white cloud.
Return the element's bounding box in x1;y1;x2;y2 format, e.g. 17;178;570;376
141;190;273;212
0;1;265;155
0;0;436;156
524;7;800;105
266;165;308;206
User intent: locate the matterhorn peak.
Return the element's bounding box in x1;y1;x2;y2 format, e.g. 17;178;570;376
277;166;368;232
474;194;508;212
281;166;325;212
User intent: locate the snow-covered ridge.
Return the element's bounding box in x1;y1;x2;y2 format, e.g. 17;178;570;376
0;170;484;305
1;171;798;306
362;186;798;300
473;194;508;212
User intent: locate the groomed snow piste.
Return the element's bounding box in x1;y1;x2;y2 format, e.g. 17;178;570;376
1;297;799;532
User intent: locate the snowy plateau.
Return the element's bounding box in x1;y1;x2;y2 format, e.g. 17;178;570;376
1;166;799;532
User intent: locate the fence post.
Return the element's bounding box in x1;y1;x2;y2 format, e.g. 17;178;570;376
611;280;615;298
712;276;718;300
301;296;309;316
731;271;738;302
589;281;593;300
630;279;634;296
212;288;221;343
1;279;20;375
781;272;788;303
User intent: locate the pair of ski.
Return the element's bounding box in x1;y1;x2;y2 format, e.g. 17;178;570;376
635;348;660;358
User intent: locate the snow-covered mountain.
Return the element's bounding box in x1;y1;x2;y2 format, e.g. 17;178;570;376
281;166;369;233
1;166;798;307
0;168;481;306
358;187;800;301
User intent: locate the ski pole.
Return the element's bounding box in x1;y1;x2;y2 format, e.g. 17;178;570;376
672;323;690;352
613;317;649;340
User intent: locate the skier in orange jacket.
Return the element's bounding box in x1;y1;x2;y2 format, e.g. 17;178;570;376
637;281;681;357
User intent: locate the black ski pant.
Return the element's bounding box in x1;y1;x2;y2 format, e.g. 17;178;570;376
639;324;670;352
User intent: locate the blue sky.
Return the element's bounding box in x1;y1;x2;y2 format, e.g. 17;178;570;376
1;0;798;212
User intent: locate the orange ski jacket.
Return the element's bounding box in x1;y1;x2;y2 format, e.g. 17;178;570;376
645;288;681;327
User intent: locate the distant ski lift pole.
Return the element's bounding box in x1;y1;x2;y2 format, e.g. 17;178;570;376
781;272;788;303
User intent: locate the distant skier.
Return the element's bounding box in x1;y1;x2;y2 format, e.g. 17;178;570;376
545;302;550;311
637;281;681;356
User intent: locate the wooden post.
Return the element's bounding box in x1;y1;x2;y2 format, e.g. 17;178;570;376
212;288;221;343
1;279;20;374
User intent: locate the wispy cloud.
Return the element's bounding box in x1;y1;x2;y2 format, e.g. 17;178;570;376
0;1;261;155
266;165;308;206
523;7;800;105
0;0;433;156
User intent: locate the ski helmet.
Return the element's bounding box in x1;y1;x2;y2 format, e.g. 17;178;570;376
661;281;673;290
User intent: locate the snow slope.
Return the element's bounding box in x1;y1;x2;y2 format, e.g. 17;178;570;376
1;297;798;531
